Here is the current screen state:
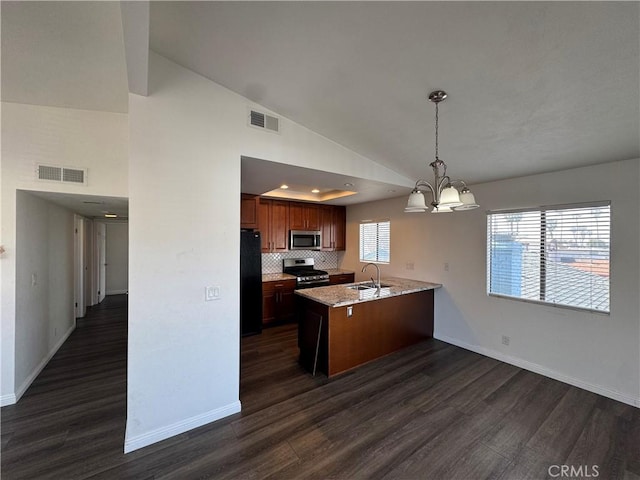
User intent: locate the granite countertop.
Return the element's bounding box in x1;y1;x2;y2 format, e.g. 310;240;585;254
295;277;442;307
324;269;355;276
262;273;297;282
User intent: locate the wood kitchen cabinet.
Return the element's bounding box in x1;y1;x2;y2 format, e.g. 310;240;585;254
262;279;297;325
329;273;354;285
320;205;346;251
258;199;289;252
240;194;259;229
243;195;345;252
289;202;320;231
297;289;434;376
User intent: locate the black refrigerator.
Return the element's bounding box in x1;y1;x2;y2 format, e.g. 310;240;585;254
240;230;263;336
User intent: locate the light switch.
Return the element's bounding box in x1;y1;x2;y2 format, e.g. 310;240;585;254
205;286;220;301
347;306;353;317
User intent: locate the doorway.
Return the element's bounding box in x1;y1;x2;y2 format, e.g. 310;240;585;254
12;190;128;404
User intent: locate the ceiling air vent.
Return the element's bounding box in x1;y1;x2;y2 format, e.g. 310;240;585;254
37;164;87;185
248;109;280;133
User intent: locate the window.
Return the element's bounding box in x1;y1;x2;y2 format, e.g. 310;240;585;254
359;220;390;263
487;202;610;313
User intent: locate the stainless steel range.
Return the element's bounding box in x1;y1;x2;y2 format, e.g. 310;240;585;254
283;258;330;289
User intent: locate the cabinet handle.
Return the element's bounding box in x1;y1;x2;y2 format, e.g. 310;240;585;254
275;284;284;287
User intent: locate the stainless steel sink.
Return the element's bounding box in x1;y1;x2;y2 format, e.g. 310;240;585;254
347;283;392;291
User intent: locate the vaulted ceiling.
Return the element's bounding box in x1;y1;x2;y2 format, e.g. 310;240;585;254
2;2;639;195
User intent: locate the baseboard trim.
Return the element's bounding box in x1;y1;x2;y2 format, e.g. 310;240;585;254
11;322;77;405
106;289;128;295
0;393;17;407
434;333;640;408
124;400;242;453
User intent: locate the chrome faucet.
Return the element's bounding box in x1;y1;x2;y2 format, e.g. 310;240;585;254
362;263;381;289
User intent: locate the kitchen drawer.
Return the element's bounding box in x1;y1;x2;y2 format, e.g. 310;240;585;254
329;273;355;285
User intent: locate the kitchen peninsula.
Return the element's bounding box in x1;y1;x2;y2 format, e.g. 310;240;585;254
295;278;441;377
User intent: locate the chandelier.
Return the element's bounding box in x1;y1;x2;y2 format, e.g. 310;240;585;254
405;90;479;213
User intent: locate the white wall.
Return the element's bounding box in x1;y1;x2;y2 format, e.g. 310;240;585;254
105;222;128;295
1;102;128;404
341;158;640;406
124;52;412;452
14;191;76;401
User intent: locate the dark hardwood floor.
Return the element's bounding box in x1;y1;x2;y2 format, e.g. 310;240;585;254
1;294;638;479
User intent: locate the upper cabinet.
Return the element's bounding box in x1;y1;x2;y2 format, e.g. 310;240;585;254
244;195;346;252
289;202;320;231
258;199;289;252
320;205;346;251
240;194;259;229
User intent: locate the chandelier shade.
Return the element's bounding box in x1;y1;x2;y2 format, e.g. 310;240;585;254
454;188;479;210
431;205;453;213
404;191;429;212
438;186;463;208
405;90;479;213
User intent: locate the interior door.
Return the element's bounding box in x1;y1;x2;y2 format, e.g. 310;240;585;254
84;220;95;306
96;222;107;303
74;215;86;318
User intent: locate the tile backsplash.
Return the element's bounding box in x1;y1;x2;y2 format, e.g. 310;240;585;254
262;250;339;273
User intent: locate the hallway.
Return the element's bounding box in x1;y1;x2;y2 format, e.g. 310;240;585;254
1;295;128;478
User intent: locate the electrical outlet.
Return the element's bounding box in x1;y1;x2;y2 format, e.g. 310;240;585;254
406;262;414;270
444;262;450;272
502;335;510;346
31;273;37;286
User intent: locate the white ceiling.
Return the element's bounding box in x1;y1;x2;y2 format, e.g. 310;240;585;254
27;191;129;220
150;2;639;186
1;1;129;113
2;2;638;205
242;157;410;206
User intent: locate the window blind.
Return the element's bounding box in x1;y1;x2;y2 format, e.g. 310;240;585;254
359;220;390;263
487;202;610;313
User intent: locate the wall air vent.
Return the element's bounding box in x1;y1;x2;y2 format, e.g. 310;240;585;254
37;164;87;185
248;109;280;133
38;165;62;181
62;168;85;184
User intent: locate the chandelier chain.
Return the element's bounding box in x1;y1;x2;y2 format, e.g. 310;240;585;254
434;102;439;160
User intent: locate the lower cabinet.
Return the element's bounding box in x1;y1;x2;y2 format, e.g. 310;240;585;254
329;273;355;285
262;279;297;325
298;290;434;377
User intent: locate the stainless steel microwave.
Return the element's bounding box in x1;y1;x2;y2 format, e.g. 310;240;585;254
290;230;322;250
